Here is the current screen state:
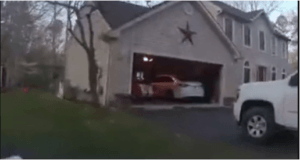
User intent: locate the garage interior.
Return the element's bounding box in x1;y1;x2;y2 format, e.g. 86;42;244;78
131;53;222;104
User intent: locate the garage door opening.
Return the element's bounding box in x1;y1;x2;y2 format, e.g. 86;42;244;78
131;53;223;104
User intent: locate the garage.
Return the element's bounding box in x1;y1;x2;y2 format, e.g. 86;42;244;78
131;53;223;104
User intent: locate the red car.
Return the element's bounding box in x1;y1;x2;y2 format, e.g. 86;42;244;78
151;75;204;99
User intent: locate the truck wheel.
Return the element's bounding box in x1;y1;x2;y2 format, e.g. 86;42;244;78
241;107;275;144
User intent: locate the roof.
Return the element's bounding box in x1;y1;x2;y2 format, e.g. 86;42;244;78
210;1;290;41
94;1;149;29
97;1;241;60
95;1;167;29
211;1;264;21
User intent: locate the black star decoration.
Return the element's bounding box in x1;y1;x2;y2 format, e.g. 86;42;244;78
178;22;197;45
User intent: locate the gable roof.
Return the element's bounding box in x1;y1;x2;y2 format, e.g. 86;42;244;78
94;1;171;30
95;1;242;60
210;1;290;41
95;1;150;29
101;0;181;37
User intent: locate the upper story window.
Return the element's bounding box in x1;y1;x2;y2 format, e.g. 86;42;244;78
244;25;251;47
224;18;233;41
272;37;276;56
282;42;287;59
259;31;265;51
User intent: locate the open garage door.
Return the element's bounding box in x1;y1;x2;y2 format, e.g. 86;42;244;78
131;53;223;104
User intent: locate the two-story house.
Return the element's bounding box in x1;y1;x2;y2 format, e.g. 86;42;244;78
207;1;291;83
63;1;292;106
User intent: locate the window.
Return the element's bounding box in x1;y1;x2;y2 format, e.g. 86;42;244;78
282;69;286;79
244;25;251;46
271;67;276;81
272;37;276;56
282;42;287;59
153;76;173;83
259;31;265;51
289;73;298;87
257;66;267;81
243;61;251;83
224;18;233;41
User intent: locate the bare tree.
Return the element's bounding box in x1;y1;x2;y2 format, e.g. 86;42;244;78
284;11;298;69
225;1;283;15
47;1;100;107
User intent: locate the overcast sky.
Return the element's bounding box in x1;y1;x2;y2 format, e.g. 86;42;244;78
269;1;298;22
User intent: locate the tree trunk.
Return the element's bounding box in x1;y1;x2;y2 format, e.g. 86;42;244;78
87;49;99;107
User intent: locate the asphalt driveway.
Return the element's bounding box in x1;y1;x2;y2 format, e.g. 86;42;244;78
133;107;299;159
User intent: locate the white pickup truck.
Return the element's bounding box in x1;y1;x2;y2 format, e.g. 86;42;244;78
233;71;298;143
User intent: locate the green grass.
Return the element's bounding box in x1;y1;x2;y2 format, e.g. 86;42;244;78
1;89;256;158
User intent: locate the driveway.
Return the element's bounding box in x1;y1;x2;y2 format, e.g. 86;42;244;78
133;107;299;159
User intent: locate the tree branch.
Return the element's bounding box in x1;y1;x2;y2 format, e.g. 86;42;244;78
67;28;88;51
75;18;88;48
47;1;90;51
86;8;96;51
46;1;78;11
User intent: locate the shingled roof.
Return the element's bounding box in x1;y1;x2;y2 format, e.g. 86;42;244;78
94;1;151;29
210;1;267;22
94;1;171;30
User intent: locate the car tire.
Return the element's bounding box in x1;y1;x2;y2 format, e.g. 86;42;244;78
241;107;275;144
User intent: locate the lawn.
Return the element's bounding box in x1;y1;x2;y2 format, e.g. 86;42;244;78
1;89;255;158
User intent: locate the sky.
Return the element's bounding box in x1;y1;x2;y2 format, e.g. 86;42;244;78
269;1;298;22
